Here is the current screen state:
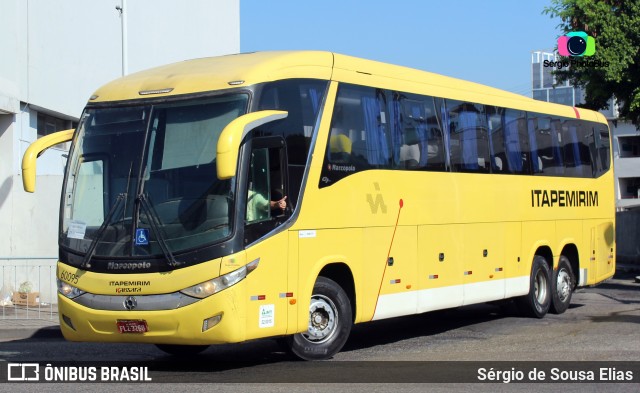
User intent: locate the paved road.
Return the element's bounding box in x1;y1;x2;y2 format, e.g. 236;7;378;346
0;271;638;392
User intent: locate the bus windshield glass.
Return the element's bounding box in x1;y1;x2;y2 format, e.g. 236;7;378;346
61;94;248;258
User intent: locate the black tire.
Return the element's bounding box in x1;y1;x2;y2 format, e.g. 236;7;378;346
550;256;575;314
155;344;209;356
289;276;352;360
517;255;551;318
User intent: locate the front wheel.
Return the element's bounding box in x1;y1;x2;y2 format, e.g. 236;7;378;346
550;256;575;314
289;277;352;360
517;255;551;318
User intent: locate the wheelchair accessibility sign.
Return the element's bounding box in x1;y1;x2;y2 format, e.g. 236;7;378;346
135;228;149;245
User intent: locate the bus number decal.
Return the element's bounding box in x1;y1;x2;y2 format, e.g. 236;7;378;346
60;270;79;285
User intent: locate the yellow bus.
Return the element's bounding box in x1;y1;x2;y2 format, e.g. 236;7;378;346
23;51;615;360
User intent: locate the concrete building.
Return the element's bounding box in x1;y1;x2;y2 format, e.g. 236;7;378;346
0;0;239;305
531;50;640;212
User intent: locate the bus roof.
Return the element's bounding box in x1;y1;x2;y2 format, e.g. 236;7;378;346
89;51;607;124
90;51;334;103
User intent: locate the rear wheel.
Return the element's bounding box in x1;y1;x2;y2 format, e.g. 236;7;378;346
289;276;352;360
517;255;551;318
155;344;209;356
550;256;574;314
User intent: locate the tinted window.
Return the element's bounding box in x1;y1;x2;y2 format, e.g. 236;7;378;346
321;84;391;187
562;120;592;178
445;100;490;173
390;93;446;171
593;126;611;177
257;79;327;165
532;115;564;176
486;106;506;173
503;109;529;174
256;79;328;206
318;84;611;187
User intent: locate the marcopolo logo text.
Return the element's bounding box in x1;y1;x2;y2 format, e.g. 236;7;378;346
107;261;151;270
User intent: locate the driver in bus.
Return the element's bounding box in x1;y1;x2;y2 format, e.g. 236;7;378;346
246;189;287;222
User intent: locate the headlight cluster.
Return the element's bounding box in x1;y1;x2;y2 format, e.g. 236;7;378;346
57;279;86;299
180;259;259;299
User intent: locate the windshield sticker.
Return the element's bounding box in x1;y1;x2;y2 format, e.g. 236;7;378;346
135;228;150;246
259;304;275;328
67;220;87;239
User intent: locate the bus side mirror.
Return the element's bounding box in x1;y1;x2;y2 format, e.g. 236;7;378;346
22;129;75;193
216;110;288;180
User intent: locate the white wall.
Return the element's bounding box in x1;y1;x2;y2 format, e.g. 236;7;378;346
0;0;239;305
2;0;240;118
0;1;22;114
611;120;640;210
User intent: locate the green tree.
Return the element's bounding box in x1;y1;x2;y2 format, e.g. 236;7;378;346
544;0;640;126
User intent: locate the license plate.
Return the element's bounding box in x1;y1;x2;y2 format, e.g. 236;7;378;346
117;320;148;334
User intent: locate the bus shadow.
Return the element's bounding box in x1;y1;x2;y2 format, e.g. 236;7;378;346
151;302;516;368
341;302;511;353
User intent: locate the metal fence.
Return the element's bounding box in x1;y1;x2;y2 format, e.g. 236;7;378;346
0;257;58;320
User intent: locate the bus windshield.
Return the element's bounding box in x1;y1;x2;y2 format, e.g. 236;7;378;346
61;94;248;258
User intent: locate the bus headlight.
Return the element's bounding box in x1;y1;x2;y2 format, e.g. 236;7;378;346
57;279;86;299
180;259;259;299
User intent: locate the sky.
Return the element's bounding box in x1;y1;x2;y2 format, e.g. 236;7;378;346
240;0;562;98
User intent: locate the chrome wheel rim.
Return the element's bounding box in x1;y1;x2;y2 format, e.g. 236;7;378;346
556;268;571;303
302;294;338;344
534;268;548;305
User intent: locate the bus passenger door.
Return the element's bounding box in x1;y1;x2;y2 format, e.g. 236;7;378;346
241;137;290;339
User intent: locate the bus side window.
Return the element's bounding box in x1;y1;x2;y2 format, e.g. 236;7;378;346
244;138;289;244
527;115;542;174
359;91;391;167
446;100;490;173
395;96;423;169
256;79;328;211
562;120;592;178
533;115;548;174
486;106;505;173
534;115;564;176
593;126;611;177
585;125;598;177
393;95;445;171
320;85;391;187
503;109;529;174
246;148;272;224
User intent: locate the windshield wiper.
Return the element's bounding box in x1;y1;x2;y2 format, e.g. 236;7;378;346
80;193;126;269
137;193;183;267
